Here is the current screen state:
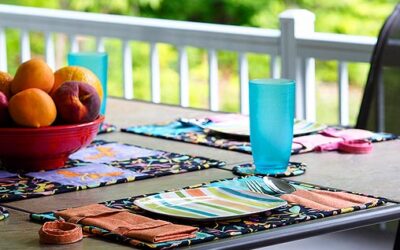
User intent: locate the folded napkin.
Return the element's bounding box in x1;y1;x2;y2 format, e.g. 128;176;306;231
281;190;378;211
55;204;198;243
293;128;374;152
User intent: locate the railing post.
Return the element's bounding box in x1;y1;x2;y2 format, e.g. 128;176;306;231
96;37;105;52
239;52;249;115
338;61;349;126
178;46;189;107
45;32;55;70
20;29;30;63
0;27;7;72
69;35;79;53
122;40;133;99
208;49;219;111
279;10;315;120
270;56;280;79
302;57;316;122
150;43;160;103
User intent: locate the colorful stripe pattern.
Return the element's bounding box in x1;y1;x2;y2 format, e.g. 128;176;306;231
134;187;287;220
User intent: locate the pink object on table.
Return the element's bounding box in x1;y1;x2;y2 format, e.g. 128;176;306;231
320;128;374;141
281;189;378;211
292;128;374;154
293;134;343;151
338;140;373;154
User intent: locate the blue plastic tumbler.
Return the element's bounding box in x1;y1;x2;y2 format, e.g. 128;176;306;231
68;52;108;115
249;79;295;174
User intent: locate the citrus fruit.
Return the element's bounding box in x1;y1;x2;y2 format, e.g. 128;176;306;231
9;88;57;128
52;66;103;102
11;58;54;95
0;71;13;98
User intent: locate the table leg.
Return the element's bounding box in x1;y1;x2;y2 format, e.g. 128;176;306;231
394;221;400;250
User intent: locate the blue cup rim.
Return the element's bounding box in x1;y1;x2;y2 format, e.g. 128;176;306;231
250;78;295;85
68;52;108;57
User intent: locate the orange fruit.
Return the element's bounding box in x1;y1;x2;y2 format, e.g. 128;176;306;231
52;66;103;102
9;88;57;128
11;58;54;95
0;71;13;98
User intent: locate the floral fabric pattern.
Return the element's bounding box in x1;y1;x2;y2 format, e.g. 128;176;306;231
122;121;397;155
0;140;224;202
69;142;162;164
26;164;145;186
30;176;389;249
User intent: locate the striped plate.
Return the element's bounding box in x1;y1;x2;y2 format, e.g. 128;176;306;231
204;119;327;139
134;187;287;221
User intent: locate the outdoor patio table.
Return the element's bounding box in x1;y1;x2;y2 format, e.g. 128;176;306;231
1;97;399;249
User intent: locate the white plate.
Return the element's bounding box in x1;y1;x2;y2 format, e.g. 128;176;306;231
204;119;327;139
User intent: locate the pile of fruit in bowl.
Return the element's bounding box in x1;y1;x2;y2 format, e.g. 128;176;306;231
0;58;104;172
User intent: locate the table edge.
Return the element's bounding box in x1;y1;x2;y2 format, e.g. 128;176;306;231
185;204;400;250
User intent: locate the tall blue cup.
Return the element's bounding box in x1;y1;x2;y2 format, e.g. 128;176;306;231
249;79;295;174
68;52;108;115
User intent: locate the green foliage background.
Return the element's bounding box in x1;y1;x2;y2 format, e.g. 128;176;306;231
1;0;398;124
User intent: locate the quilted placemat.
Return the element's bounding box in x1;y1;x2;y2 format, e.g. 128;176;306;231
0;140;224;202
31;175;389;249
98;122;117;134
122;120;397;155
0;207;8;221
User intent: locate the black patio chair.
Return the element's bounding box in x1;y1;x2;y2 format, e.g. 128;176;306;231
356;4;400;135
355;4;400;249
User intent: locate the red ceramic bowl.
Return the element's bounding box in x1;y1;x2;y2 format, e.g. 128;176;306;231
0;116;104;172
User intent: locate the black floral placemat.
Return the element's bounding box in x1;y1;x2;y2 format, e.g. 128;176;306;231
0;140;224;202
31;175;389;249
122;120;397;155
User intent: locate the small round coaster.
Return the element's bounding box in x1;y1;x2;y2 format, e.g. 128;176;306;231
0;206;9;221
99;122;117;134
232;162;306;177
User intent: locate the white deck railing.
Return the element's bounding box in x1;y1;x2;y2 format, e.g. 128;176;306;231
0;4;376;125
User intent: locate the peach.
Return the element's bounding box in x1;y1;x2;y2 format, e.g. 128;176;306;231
53;81;100;124
0;91;10;126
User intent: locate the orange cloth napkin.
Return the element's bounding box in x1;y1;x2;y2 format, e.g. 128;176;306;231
55;204;198;243
281;189;378;211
